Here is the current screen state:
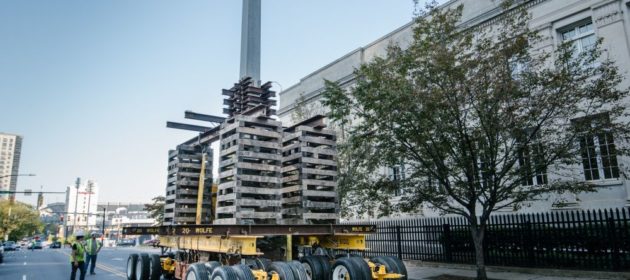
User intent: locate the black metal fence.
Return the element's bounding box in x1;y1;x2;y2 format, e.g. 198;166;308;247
341;207;630;271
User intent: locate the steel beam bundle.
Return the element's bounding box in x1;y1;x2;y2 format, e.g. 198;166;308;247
215;106;284;225
281;116;339;224
164;145;213;225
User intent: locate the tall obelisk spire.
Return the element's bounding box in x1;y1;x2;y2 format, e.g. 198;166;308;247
240;0;261;86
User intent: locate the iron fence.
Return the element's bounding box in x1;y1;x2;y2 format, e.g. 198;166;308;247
341;207;630;271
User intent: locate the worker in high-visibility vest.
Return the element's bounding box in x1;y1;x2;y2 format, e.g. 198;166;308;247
70;230;86;280
84;232;103;275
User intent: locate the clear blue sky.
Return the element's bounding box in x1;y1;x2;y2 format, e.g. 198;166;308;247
0;0;431;205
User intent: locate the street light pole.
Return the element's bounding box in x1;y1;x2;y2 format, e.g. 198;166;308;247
71;178;81;235
102;206;106;236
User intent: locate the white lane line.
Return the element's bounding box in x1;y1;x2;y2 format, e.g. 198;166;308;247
23;262;27;265
22;275;26;280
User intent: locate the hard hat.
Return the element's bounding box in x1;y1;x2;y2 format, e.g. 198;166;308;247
75;230;85;237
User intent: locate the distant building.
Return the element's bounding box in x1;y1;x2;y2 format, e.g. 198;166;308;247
64;178;99;234
96;203;155;241
0;132;23;200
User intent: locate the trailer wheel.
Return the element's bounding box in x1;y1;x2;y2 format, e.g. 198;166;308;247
127;254;139;280
210;266;238;280
148;254;161;280
300;256;324;280
331;258;362;280
185;263;208;280
370;256;407;280
232;264;255;280
314;256;331;280
287;261;308;280
348;257;371;280
268;262;295;280
135;254;150;280
254;257;272;271
204;261;221;276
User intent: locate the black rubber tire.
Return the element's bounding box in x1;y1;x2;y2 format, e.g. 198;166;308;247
331;258;362;280
204;261;222;277
127;254;139;280
210;266;239;280
287;261;308;280
185;263;209;280
148;254;161;280
244;258;259;270
348;257;371;280
268;262;296;280
232;264;256;280
314;255;331;280
300;256;324;280
136;253;150;280
382;256;407;280
255;257;272;271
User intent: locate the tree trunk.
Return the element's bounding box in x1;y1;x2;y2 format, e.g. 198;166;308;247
471;226;487;280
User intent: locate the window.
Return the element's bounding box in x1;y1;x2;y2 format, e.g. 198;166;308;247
389;165;405;196
561;21;596;57
518;142;548;186
575;114;619;181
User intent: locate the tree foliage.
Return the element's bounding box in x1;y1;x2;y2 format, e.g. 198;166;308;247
322;1;629;278
0;200;43;240
144;195;165;225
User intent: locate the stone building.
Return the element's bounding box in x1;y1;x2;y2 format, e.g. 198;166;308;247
277;0;630;215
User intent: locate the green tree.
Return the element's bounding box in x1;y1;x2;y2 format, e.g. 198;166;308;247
322;1;629;279
144;195;165;225
0;200;43;241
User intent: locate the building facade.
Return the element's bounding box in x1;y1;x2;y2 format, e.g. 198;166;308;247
0;132;23;200
64;178;100;234
278;0;630;217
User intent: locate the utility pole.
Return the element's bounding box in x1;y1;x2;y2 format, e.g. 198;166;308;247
72;177;81;235
85;181;94;232
101;206;106;237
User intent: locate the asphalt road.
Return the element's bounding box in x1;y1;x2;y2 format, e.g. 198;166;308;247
0;246;162;280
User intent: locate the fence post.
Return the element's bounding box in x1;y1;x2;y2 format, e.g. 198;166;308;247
524;221;534;267
607;217;620;270
396;225;403;260
442;223;452;262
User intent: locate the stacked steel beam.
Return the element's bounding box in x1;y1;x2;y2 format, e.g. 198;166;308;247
281;116;339;224
163;145;213;225
215;78;283;225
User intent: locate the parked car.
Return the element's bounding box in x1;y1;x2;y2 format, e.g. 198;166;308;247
0;245;4;263
28;241;43;250
116;239;135;247
49;241;62;249
3;241;18;251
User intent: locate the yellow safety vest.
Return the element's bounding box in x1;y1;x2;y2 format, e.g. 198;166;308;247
86;239;100;255
70;242;85;262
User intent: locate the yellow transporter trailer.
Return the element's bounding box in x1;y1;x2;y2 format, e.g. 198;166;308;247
122;224;406;280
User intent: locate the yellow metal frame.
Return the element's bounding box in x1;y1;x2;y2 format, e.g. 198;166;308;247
159;235;262;255
295;234;367;250
367;261;405;280
251;269;269;280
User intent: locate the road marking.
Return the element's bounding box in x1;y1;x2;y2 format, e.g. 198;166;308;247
57;250;127;279
23;262;27;265
22;275;26;280
112;257;124;261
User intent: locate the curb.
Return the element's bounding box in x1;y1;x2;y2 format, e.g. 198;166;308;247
404;260;630;279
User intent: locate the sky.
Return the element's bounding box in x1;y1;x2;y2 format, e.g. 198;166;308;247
0;0;431;206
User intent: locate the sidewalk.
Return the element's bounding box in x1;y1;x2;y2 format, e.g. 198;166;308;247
404;261;629;280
